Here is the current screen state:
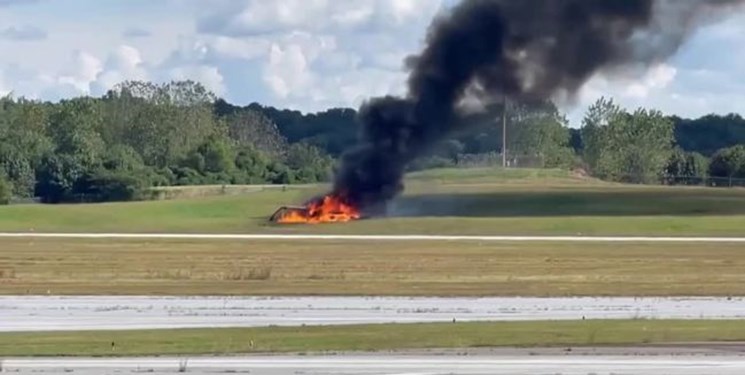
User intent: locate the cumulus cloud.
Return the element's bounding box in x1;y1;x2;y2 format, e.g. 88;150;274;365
0;25;48;41
166;65;226;95
624;64;678;99
0;43;221;100
197;0;442;36
56;51;103;94
191;0;443;111
261;33;405;110
264;44;313;99
203;35;270;61
0;0;741;122
261;32;348;100
91;45;149;94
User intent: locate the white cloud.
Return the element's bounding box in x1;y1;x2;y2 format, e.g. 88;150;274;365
0;25;47;41
198;0;442;36
623;64;677;99
167;65;226;95
92;45;149;94
264;43;314;99
0;71;8;96
204;35;270;61
191;0;443;111
56;50;103;94
0;0;741;123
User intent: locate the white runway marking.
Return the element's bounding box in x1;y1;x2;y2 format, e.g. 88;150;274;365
1;232;745;242
4;356;745;375
3;296;745;332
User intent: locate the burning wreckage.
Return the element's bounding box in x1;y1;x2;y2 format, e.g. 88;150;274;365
271;195;361;224
271;0;745;225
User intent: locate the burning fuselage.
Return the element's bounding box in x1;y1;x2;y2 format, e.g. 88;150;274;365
272;195;361;224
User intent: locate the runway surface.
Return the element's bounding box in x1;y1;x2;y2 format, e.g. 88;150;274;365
2;232;745;242
4;355;745;374
3;296;744;332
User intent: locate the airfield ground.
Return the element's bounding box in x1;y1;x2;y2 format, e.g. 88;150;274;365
1;238;744;296
0;168;744;236
3;320;745;356
1;168;744;356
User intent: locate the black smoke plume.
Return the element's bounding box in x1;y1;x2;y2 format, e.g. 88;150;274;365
332;0;744;212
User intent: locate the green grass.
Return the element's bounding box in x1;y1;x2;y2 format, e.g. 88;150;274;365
2;320;744;356
407;167;586;184
2;238;745;296
1;167;745;235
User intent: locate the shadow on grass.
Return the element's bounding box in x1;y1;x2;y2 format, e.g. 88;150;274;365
388;190;745;217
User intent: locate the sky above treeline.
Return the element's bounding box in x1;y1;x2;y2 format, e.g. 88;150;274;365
0;0;744;126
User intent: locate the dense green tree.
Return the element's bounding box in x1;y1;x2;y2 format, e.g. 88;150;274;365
580;97;623;176
666;148;709;184
197;137;235;174
102;144;147;172
508;102;574;168
0;97;53;196
285;143;334;182
0;173;10;204
49;98;106;167
105;81;219;168
2;158;35;197
581;98;674;183
709;145;745;180
233;146;271;184
448;100;574;167
5;77;744;203
223;108;287;157
35;154;87;203
1;85;342;203
76;169;148;202
240;103;359;156
673;114;745;156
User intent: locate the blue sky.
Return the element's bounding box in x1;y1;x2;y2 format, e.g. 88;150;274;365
0;0;743;126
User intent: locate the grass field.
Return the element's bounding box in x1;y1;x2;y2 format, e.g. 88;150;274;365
2;238;744;296
1;168;745;236
2;320;745;356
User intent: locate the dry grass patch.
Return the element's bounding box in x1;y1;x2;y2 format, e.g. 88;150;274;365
1;238;744;296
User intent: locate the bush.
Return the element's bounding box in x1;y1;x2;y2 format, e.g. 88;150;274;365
1;158;35;197
710;145;745;179
35;154;87;203
285;143;333;182
172;167;204;186
266;163;295;184
0;175;11;205
408;156;456;171
76;170;148;202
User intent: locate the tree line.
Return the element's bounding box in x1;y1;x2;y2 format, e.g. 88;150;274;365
1;80;744;205
0;81;333;204
578;97;745;186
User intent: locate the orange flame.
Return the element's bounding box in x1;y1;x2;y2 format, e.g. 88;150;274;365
275;195;361;224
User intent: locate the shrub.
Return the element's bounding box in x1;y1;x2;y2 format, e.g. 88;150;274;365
0;175;11;205
710;145;745;179
77;170;148;202
408;156;456;171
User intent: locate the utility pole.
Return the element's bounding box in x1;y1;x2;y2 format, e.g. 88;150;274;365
501;95;508;168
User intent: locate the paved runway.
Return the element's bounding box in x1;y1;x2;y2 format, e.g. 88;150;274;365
3;296;745;332
2;232;745;242
4;355;745;374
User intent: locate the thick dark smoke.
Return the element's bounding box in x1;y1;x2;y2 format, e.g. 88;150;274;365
332;0;744;212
